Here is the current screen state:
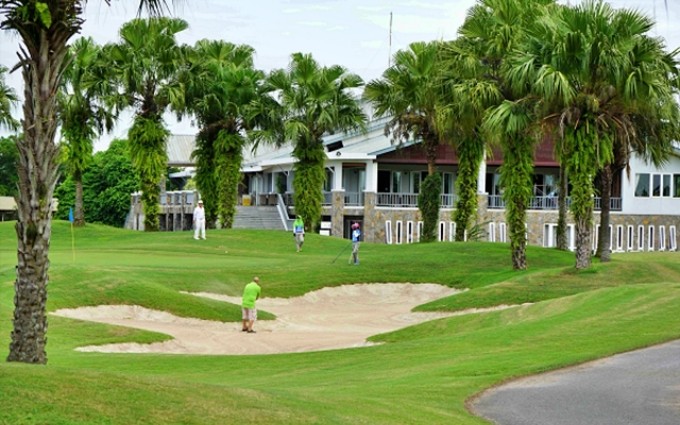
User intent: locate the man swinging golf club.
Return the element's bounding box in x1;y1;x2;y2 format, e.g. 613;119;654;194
242;277;261;333
351;222;361;265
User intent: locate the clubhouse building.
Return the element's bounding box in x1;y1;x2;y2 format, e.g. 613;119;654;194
129;116;680;253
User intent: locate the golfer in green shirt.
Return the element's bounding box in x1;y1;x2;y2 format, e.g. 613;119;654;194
241;277;261;333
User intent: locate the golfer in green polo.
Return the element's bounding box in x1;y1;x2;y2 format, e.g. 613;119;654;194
241;277;261;333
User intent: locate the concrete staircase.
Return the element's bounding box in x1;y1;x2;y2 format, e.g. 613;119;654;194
233;206;286;230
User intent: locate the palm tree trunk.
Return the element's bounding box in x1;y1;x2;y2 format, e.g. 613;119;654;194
8;32;69;364
596;165;613;262
574;217;592;269
453;137;483;242
556;166;569;250
501;137;534;270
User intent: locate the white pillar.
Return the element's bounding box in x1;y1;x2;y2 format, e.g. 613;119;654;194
333;165;343;190
365;161;378;192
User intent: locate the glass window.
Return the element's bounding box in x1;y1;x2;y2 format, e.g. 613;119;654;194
674;175;680;198
635;174;650;197
442;172;453;194
323;169;333;192
392;171;402;193
378;170;391;193
413;172;422;194
652;174;661;197
663;174;671;197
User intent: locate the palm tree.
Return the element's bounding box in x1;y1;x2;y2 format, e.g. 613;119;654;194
459;0;555;270
59;37;115;227
182;40;269;228
439;38;502;241
0;65;17;130
594;36;680;262
364;41;447;242
267;53;367;231
509;1;680;268
105;17;188;231
1;0;176;364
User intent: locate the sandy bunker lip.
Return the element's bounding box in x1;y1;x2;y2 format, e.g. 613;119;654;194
51;283;518;356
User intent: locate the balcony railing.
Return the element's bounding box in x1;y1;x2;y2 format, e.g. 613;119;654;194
376;192;418;207
344;192;364;206
279;191;456;208
488;195;622;211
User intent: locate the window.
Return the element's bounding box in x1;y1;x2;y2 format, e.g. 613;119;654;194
411;171;427;194
395;221;403;244
378;170;391;193
438;221;446;242
635;174;650;197
323;168;333;191
641;173;674;198
652;174;661;197
486;172;502;195
442;172;454;194
663;175;671;197
674;175;680;198
392;171;403;193
385;220;393;244
406;221;414;244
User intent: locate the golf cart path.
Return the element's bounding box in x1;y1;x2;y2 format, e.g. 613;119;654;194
52;283;518;355
471;339;680;425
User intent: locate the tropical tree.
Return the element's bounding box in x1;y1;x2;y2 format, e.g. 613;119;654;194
439;38;502;241
105;17;187;231
55;138;139;227
460;0;555;270
0;65;17;130
182;40;269;228
1;0;175;365
364;41;447;242
59;36;115;227
509;0;680;268
267;53;367;231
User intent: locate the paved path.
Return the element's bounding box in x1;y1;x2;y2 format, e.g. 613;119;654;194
472;340;680;425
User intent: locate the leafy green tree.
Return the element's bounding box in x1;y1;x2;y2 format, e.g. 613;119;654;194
59;37;115;227
106;17;187;231
267;53;366;231
364;41;448;242
1;0;176;364
0;68;19;197
182;40;268;228
0;135;19;196
55;139;139;227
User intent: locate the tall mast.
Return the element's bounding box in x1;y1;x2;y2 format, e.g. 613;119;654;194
388;11;393;67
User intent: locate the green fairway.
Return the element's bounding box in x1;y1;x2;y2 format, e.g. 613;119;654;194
2;220;680;424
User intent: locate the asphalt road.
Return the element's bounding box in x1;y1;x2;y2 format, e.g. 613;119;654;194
471;340;680;425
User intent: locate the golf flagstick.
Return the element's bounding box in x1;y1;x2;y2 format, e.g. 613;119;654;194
68;207;75;262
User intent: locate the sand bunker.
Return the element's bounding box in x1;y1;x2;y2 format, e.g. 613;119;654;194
52;283;519;355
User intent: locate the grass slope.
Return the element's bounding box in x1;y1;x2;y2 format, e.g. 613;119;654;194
1;221;679;424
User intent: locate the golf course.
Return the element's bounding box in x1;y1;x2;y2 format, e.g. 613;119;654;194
2;220;680;424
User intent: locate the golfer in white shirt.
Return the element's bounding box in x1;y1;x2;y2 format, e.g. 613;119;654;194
193;199;206;240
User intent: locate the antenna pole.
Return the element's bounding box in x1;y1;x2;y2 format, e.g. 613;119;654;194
389;12;393;67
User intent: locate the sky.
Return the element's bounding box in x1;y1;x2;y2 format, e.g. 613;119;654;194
1;0;680;151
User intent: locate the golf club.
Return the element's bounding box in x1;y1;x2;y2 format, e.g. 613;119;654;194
331;241;352;263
